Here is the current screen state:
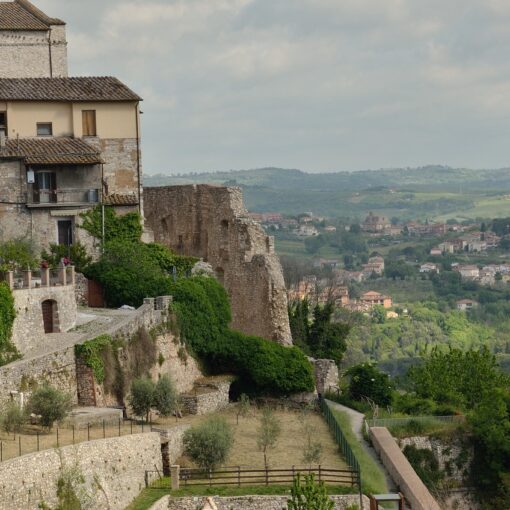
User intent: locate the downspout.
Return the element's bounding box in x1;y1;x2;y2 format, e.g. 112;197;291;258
48;28;53;77
135;102;141;214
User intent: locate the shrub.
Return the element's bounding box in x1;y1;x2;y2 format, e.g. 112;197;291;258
287;473;334;510
346;363;393;407
128;378;155;423
0;402;24;436
153;375;177;417
183;417;234;471
0;239;38;272
27;385;72;430
41;243;92;273
80;206;143;244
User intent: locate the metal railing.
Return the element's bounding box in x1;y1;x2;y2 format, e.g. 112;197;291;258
27;188;101;205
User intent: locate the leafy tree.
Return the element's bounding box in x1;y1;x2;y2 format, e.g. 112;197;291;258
27;385;72;430
346;363;393;407
301;419;323;467
80;206;143;244
0;402;24;437
371;305;386;324
304;235;325;254
183;417;234;471
41;243;92;273
287;473;334;510
0;282;19;366
257;407;281;468
408;347;508;409
0;239;38;272
289;299;310;350
236;393;250;425
153;375;177;417
128;378;155;423
384;260;416;280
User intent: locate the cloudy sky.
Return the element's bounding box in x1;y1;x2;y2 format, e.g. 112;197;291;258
38;0;510;174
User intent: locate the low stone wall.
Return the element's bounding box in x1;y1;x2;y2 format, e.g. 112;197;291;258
0;432;162;510
11;284;77;354
155;424;191;475
370;427;441;510
181;380;231;415
165;494;369;510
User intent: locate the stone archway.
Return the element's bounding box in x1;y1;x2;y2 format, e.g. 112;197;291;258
41;299;60;333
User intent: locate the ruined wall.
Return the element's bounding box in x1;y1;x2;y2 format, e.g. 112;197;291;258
0;432;161;510
144;185;291;344
0;26;67;79
180;380;231;415
11;284;77;354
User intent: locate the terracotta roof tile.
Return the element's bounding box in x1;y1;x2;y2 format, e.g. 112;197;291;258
0;0;64;30
0;77;142;102
0;137;103;165
103;193;139;206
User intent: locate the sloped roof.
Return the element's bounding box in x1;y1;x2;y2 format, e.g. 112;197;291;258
0;138;103;165
0;77;142;102
103;193;139;206
0;0;64;30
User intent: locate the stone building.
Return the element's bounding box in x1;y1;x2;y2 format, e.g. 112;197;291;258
0;1;143;252
0;0;67;78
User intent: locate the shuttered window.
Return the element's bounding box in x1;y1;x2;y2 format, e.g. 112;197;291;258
82;110;97;136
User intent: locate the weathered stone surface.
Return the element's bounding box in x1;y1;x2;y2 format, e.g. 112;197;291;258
11;284;77;354
311;358;339;395
164;494;370;510
0;433;162;510
181;380;231;415
144;185;291;344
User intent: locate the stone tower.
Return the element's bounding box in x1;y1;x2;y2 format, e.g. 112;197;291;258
0;0;68;78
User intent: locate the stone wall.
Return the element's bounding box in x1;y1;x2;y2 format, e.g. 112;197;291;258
0;25;67;79
370;427;441;510
144;185;291;344
181;380;231;415
11;284;77;354
312;358;339;395
0;432;161;510
0;343;77;406
164;494;369;510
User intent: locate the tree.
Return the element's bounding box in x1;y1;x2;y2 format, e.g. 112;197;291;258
27;385;72;430
301;419;323;467
371;305;386;324
257;407;281;468
0;401;24;437
183;417;234;471
287;473;334;510
346;363;393;407
128;378;155;423
288;299;310;350
236;393;250;425
153;375;177;417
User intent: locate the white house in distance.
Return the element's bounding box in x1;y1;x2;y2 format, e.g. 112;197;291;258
420;262;439;273
456;299;478;312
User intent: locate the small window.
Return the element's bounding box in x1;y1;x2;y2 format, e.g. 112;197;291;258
82;110;97;136
37;123;53;136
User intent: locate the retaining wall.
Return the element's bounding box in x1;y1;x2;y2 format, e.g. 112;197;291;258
181;380;231;415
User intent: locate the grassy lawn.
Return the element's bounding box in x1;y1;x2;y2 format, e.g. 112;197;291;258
330;409;388;495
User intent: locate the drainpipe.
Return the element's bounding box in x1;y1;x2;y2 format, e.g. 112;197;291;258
135;102;141;214
48;28;53;77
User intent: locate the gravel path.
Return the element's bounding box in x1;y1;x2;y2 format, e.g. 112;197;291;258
326;399;397;492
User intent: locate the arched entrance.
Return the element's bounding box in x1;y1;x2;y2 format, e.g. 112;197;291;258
41;300;59;333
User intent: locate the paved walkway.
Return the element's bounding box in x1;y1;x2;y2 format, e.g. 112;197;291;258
326;400;397;492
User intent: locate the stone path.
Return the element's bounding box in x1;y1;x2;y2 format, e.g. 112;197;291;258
326;399;397;492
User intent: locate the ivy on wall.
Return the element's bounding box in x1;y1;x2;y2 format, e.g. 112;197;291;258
0;282;20;366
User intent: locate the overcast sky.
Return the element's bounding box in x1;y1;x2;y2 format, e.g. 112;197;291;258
38;0;510;174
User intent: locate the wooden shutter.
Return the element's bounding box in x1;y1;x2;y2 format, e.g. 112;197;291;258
82;110;97;136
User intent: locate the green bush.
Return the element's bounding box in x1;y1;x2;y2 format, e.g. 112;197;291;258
170;277;314;396
153;375;177;417
183;417;234;471
41;243;92;273
287;474;334;510
27;385;72;430
0;283;19;366
0;239;38;272
0;402;24;435
128;378;155;423
346;363;393;407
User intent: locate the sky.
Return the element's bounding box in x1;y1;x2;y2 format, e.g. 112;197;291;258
37;0;510;174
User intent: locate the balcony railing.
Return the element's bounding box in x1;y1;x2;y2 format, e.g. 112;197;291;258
27;188;101;206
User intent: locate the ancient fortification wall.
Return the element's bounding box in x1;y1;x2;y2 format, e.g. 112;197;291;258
144;185;292;344
0;433;162;510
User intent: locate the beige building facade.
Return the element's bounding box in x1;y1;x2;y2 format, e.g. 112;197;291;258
0;1;143;252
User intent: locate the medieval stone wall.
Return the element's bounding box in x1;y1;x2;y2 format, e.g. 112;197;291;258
0;432;161;510
180;380;231;415
144;185;291;344
0;26;67;79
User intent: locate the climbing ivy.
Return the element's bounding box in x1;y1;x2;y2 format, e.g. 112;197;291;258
0;282;20;366
75;335;112;383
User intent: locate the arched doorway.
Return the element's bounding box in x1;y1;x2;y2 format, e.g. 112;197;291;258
41;300;59;333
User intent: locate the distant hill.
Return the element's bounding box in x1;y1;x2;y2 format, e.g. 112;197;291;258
144;166;510;220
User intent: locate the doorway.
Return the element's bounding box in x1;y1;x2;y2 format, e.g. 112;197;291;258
41;300;59;333
34;171;56;204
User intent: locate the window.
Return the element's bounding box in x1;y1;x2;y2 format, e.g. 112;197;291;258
34;171;56;204
57;219;73;246
37;123;53;136
0;112;6;137
82;110;97;136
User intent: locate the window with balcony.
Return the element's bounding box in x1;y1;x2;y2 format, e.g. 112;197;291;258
37;123;53;136
34;171;56;203
82;110;97;136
